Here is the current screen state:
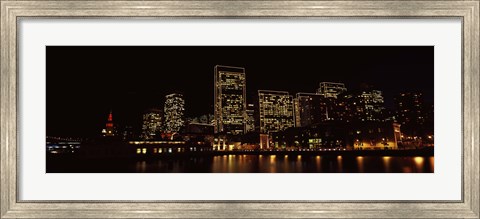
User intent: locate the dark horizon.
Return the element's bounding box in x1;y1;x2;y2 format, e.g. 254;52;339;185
47;46;433;137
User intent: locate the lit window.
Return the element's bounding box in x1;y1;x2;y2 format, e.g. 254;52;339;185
142;148;147;154
136;148;141;154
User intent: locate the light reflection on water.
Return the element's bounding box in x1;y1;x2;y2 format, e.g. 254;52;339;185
356;156;364;173
337;156;343;173
414;157;425;173
134;155;434;173
383;156;392;173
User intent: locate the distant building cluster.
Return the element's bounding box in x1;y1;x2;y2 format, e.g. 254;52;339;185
102;93;186;141
97;65;434;152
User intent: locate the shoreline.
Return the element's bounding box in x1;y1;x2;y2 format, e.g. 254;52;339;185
48;148;434;160
210;148;433;157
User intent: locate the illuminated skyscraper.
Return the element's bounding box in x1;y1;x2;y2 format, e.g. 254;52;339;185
214;65;246;135
164;93;185;133
258;90;295;133
141;108;163;140
294;93;327;127
352;90;385;121
316;82;347;98
245;103;256;133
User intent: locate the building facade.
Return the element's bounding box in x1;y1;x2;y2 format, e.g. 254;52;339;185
164;93;185;133
271;121;401;150
350;121;401;150
258;90;295;134
214;65;247;135
316;82;347;98
350;90;386;121
245;103;256;133
141;108;163;140
294;93;327;127
394;92;433;141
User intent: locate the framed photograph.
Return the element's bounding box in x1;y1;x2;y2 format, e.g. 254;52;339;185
1;0;478;218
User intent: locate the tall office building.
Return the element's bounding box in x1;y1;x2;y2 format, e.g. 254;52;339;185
394;92;424;125
214;65;247;135
352;90;385;121
316;82;347;98
394;92;428;136
164;93;185;133
294;93;327;127
141;108;163;140
258;90;295;133
245;103;256;133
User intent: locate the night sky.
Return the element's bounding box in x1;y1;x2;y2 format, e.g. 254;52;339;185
47;46;433;137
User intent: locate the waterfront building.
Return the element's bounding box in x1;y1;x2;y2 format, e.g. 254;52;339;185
102;110;115;137
212;134;228;151
164;93;185;133
214;65;247;135
141;108;163;140
349;121;401;150
258;90;295;134
271;121;401;150
259;133;270;150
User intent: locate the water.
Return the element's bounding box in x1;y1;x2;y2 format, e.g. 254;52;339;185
134;155;434;173
47;155;434;173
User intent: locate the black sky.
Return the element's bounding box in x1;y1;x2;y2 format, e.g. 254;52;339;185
47;46;433;137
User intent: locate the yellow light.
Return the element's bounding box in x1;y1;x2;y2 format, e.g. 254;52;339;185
270;155;276;163
414;157;424;164
142;148;147;154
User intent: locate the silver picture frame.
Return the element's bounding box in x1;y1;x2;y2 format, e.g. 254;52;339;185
1;1;478;218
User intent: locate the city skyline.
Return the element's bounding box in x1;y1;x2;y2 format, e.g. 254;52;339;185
47;46;433;138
